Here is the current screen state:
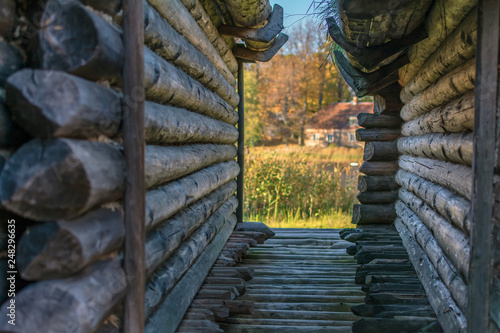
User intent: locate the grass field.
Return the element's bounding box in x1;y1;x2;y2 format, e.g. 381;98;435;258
243;144;363;229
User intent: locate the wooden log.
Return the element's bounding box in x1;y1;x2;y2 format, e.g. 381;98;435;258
222;0;271;28
363;141;398;161
356;128;400;142
190;301;230;322
357;191;398;205
144;209;237;316
395;201;468;311
7;70;238;143
177;320;223;333
39;2;238;124
359;161;398;176
400;58;476;121
232;33;288;62
148;0;237;82
179;0;238;74
394;219;467;332
358;175;398;192
18;180;237;280
0;103;29;148
234;221;275;239
400;8;478;103
373;95;401;116
398;155;472;200
395;169;471;234
0;259;126;333
0;0;15;37
79;0;122;15
396;192;470;280
0;138;236;220
352;317;439;333
0;42;23;87
399;0;477;85
351;304;434;317
401;92;474;137
143;2;238;105
397;133;473;167
145;215;237;333
352;204;396;225
357;113;402;129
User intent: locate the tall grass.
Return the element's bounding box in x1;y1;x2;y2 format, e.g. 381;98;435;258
243;145;362;229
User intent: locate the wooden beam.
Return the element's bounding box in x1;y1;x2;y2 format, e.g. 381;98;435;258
233;33;288;62
236;60;244;223
468;0;500;331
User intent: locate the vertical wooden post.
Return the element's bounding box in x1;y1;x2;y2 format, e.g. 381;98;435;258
468;0;500;332
236;60;245;223
122;0;145;331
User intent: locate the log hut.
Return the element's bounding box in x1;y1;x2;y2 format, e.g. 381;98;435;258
330;0;499;332
0;0;286;332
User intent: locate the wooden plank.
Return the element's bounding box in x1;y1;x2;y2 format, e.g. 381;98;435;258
468;0;500;332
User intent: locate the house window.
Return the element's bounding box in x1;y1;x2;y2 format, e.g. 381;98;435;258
326;134;334;142
312;134;320;141
348;116;358;127
350;134;356;141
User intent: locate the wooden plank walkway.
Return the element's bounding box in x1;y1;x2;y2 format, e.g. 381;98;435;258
220;228;363;332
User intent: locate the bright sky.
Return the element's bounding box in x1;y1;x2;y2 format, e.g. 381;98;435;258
270;0;316;32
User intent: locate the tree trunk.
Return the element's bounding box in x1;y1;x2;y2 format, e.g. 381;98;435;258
357;191;398;205
394;219;467;332
396;192;470;279
398;155;473;200
357;113;402;129
148;0;237;81
400;58;475;121
359;161;398;176
7;69;238;143
352;204;396;225
38;2;238;124
395;201;468;311
356;129;400;142
0;138;236;220
401;92;474;137
400;8;477;103
397;132;473;166
358;175;398;192
395;169;471;234
364;141;399;161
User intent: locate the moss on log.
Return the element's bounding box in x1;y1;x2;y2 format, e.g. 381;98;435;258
397;133;473;166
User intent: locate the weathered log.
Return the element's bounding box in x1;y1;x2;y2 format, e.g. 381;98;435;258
39;2;238;124
0;103;29;148
179;0;238;74
401;92;474;137
143;2;238;104
395;169;471;234
357;191;398;205
400;59;475;121
18;180;237;280
351;304;434;317
0;42;23;87
0;259;126;333
397;133;473;167
232;33;288;62
364;141;398;161
373;94;403;115
358;175;398;192
177;320;223;333
357;113;402;129
79;0;122;15
356;129;400;142
400;8;478;103
398;155;472;200
396;192;470;280
234;221;275;239
0;0;15;37
394;219;467;332
145;215;237;333
0;138;236;220
148;0;237;82
7;70;238;143
352;317;439;333
359;161;398;176
395;200;468;311
352;204;396;225
145;201;237;316
399;0;477;85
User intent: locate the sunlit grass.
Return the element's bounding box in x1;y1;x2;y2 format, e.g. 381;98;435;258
246;209;353;229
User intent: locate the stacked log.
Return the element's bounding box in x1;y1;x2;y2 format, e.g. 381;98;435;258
0;0;265;331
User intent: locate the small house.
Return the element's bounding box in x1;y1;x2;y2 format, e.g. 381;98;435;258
305;98;373;147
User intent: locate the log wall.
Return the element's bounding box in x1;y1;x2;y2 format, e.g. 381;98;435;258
0;0;265;331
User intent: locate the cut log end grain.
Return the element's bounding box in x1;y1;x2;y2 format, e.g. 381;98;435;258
364;141;399;161
357;113;402;129
352;204;396;225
